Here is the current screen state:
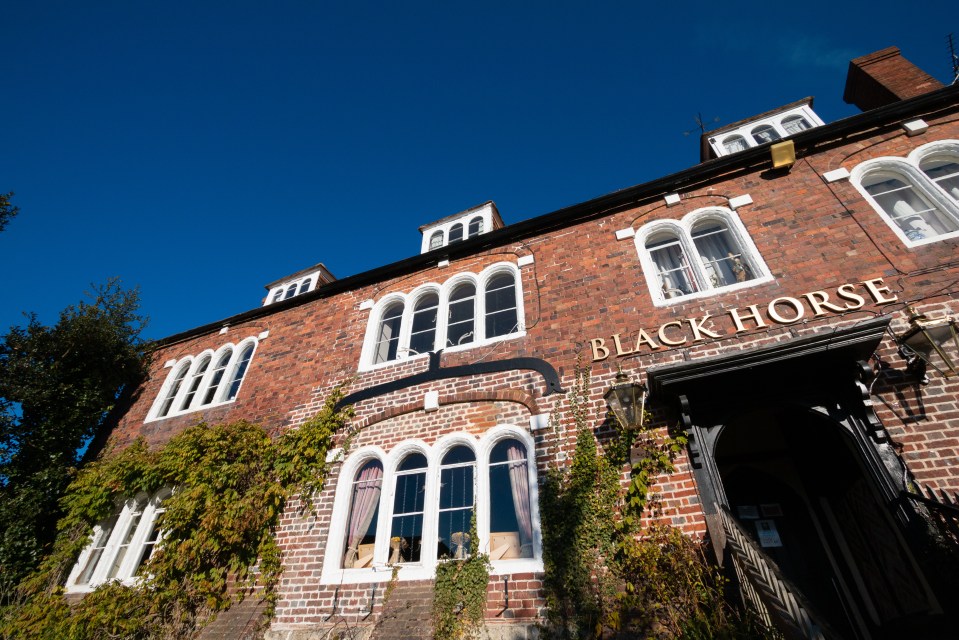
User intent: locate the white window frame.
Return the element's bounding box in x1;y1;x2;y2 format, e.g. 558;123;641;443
145;337;259;422
709;104;824;158
359;262;525;371
419;207;496;254
851;145;959;248
635;207;772;306
320;426;543;585
65;488;171;593
263;272;321;306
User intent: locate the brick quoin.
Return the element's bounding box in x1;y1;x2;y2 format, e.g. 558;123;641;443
93;50;959;638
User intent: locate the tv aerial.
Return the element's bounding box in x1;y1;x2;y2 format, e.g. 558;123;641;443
683;112;721;137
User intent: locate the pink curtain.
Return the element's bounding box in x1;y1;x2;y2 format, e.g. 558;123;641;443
507;444;533;557
344;462;383;567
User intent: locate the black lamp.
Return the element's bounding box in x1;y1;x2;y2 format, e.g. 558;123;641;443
897;306;959;384
603;368;648;430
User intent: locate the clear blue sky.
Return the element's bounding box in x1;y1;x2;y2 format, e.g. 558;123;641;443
2;1;955;340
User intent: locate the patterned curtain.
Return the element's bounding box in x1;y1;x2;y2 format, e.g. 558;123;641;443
343;463;383;567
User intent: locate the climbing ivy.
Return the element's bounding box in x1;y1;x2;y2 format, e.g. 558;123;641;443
432;514;490;640
0;387;352;640
540;363;764;638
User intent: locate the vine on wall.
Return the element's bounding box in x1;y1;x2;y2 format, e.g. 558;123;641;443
0;387;352;640
432;514;490;640
540;363;767;638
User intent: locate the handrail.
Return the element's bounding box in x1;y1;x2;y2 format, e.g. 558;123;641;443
717;505;846;640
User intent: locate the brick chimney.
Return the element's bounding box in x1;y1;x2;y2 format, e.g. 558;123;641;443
843;47;943;111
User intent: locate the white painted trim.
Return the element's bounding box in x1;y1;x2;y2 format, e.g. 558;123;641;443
823;168;850;183
319;427;543;586
517;255;535;267
728;194;753;210
615;227;636;240
664;193;681;207
420;203;496;254
902;119;928;136
264;270;322;306
707;103;825;158
634;206;773;307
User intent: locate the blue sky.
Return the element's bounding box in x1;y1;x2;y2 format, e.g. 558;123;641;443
1;1;955;340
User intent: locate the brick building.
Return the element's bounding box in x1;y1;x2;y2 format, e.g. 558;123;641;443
68;47;959;639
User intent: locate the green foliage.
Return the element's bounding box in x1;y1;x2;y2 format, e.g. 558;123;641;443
0;280;147;591
540;363;758;639
0;192;17;233
0;386;352;639
432;514;490;640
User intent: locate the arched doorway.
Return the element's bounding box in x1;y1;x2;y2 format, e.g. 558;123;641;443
716;406;933;639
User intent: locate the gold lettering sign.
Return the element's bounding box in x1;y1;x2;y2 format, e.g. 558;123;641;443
589;278;898;362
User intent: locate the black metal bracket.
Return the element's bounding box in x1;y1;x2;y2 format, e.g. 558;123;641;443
335;350;565;410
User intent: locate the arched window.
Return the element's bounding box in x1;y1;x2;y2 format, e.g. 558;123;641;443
429;231;444;250
485;272;518;338
637;209;768;304
751;125;781;145
283;285;296;300
226;343;255;401
343;460;383;568
919;155;959;202
409;293;439;355
447;283;475;347
157;363;191;418
437;446;475;559
391;452;427;564
202;349;233;405
179;356;211;411
67;489;170;592
722;135;748;154
448;223;464;244
468;216;484;237
862;170;958;240
645;232;699;298
270;289;283;304
781;115;811;135
298;278;313;296
488;439;533;559
373;302;404;364
691;220;754;287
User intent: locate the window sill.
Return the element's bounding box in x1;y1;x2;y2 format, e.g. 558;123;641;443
650;275;774;307
143;398;237;424
357;330;527;373
319;556;543;585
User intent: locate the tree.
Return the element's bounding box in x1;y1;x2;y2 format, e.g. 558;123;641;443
0;193;18;233
0;280;147;591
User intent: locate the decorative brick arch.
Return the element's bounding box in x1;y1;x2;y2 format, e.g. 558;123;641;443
355;388;540;432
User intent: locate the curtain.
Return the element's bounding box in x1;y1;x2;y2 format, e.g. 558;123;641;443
506;444;533;557
693;229;736;286
344;463;383;567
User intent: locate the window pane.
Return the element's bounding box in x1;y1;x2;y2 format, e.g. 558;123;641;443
437;446;475;560
468;216;484;237
751;125;780;145
158;364;190;418
409;293;439;355
448;223;464;244
201;350;232;405
447;284;475;347
782;115;811;135
485;273;518;338
284;285;296;300
921;158;959;201
374;303;404;364
76;514;120;585
179;356;211;411
391;457;426;564
692;222;754;287
106;505;144;580
865;174;959;240
646;235;699;297
722;135;747;154
298;278;312;295
343;460;383;568
429;231;444;250
270;290;283;303
133;500;166;576
489;440;533;559
226;344;254;400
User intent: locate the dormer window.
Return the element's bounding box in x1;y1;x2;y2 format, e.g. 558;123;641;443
751;125;781;145
419;202;502;254
705;100;824;159
263;265;334;307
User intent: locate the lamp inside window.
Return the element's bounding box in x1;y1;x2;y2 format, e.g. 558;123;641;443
898;307;959;383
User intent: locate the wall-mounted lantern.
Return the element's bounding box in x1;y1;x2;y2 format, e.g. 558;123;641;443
897;307;959;384
603;368;648;430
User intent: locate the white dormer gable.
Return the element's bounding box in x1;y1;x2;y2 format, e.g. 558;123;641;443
263;263;335;306
419;201;503;254
704;98;825;160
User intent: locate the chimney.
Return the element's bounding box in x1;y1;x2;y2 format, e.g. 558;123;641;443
843;47;943;112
